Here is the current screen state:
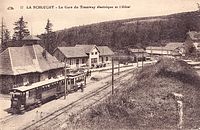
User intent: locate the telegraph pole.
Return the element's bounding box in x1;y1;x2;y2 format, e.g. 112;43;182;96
137;49;139;67
142;50;144;68
112;57;114;94
64;58;67;99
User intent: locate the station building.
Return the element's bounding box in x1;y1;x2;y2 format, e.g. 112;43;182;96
0;36;64;94
146;42;185;57
53;45;114;68
186;31;200;51
128;48;149;61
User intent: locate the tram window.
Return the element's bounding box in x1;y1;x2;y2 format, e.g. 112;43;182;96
48;85;51;90
71;79;74;84
44;86;47;91
29;89;35;97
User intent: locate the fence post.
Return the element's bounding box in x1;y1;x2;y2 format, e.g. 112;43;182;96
171;93;183;129
177;100;183;129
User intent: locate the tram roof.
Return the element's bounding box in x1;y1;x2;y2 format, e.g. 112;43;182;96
67;71;85;77
11;72;85;92
11;76;64;92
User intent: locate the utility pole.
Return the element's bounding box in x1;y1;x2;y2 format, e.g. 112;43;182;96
112;57;114;94
64;58;67;99
137;49;139;67
84;73;86;85
118;60;120;75
142;50;144;68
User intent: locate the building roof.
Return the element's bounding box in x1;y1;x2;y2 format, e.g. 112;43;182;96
57;47;88;58
22;35;41;41
98;46;114;56
0;44;63;75
56;45;114;58
146;46;164;50
75;44;99;53
128;48;145;53
187;31;200;41
164;42;184;50
146;42;183;51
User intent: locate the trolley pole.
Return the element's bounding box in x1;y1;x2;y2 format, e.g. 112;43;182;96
64;58;67;99
137;49;139;67
112;57;114;94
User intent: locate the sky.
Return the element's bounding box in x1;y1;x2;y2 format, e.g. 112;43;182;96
0;0;200;36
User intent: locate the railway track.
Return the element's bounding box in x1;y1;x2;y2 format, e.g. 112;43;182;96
22;68;136;130
54;71;136;130
0;115;16;124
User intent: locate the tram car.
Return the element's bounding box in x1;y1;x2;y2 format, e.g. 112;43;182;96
9;72;86;114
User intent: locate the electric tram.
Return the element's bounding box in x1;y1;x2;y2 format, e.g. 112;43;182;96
9;71;86;114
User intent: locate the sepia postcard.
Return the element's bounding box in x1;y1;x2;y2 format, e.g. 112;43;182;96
1;0;200;130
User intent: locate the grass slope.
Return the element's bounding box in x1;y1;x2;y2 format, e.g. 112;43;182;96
65;58;200;130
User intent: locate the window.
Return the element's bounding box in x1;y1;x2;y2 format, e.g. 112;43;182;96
28;74;34;84
29;89;35;97
82;58;86;64
91;58;97;63
91;52;94;55
106;57;108;61
95;52;97;55
71;79;74;84
69;59;72;65
76;59;79;65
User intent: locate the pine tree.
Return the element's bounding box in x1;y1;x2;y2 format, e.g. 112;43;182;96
45;19;53;52
4;29;10;43
13;16;30;40
45;19;53;33
0;18;10;51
